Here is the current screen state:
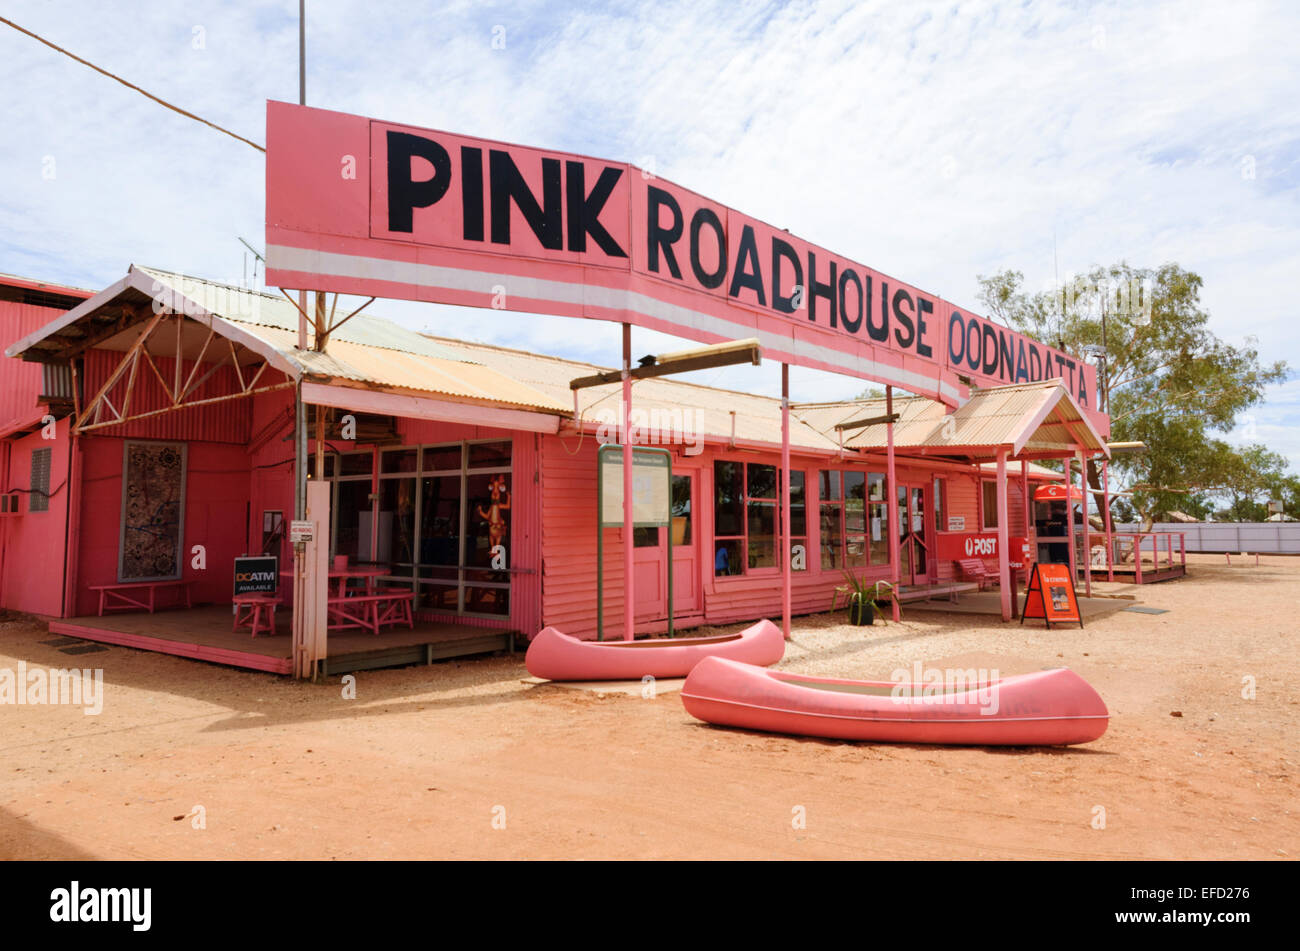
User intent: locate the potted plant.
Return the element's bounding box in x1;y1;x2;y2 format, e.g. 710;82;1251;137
831;572;896;625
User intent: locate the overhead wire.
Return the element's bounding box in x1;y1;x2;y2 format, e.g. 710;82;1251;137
0;15;266;152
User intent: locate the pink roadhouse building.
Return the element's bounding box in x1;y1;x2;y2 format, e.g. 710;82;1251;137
0;266;1158;677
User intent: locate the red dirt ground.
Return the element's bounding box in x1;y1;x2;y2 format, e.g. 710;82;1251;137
0;553;1295;859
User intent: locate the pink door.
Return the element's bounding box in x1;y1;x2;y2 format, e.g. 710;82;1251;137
633;471;700;622
896;482;932;585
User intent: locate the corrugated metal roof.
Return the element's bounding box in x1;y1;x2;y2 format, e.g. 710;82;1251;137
422;337;1108;456
424;336;843;452
131;268;567;414
134;266;467;361
978;460;1061;479
225;319;569;413
0;272;95;298
793;396;946;449
793;381;1105;455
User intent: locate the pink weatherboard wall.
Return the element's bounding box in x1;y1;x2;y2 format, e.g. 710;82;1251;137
1;420;72;616
536;432;1037;641
71;436;252;618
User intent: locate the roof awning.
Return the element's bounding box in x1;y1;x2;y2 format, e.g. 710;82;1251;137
794;379;1109;461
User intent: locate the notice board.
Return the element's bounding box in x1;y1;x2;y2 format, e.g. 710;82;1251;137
598;446;671;527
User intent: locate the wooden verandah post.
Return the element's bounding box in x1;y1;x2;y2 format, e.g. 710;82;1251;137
996;447;1011;621
781;363;792;639
622;323;635;640
885;386;900;621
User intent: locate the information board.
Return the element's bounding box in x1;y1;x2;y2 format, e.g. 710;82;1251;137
598;446;671;527
1020;562;1083;629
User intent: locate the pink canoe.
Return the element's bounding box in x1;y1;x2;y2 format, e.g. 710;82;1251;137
681;657;1109;746
525;619;785;681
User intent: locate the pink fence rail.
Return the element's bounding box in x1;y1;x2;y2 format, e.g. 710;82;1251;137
1094;532;1186;583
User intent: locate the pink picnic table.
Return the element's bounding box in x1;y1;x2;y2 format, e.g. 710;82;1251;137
277;566;410;634
278;565;389;597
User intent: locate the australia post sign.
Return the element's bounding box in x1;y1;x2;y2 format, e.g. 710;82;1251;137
265;101;1101;419
937;532;1032;569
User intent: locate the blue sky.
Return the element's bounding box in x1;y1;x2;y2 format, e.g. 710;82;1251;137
1;0;1296;470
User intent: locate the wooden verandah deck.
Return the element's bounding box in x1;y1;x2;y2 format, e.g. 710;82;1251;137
48;605;515;675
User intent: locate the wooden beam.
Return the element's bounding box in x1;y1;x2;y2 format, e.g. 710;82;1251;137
177;325;217;403
74;308;167;430
178;350;232;402
140;347;173;402
244;359;270;392
173;314;183;398
58;305;146;360
834;412;900;432
570;340;762;389
118;348;141;420
323;296;376;340
229;339;245;390
76;381;296;433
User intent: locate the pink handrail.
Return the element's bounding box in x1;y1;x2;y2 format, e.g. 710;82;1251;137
1079;530;1186;583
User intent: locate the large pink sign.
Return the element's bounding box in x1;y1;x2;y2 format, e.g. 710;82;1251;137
265;101;1103;425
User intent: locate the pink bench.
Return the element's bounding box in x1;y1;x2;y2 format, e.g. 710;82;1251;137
88;580;193;616
327;589;415;635
954;559;995;591
233;594;282;638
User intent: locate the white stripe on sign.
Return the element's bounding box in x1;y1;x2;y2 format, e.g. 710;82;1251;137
267;244;965;402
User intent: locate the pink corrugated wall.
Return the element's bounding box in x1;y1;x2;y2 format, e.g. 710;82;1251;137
0;419;73;615
0;300;69;428
71;435;253;617
81;348;252;444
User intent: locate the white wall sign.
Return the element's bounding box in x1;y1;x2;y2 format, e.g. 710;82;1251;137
599;447;671;527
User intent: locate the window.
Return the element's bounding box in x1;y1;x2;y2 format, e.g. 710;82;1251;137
319;440;512;618
868;473;889;564
820;469;888;569
713;461;744;575
934;477;946;533
261;510;284;555
746;463;777;569
29;448;51;513
714;461;805;576
819;470;842;570
671;474;692;546
332;451;375;563
788;470;807;571
981;480;1000;530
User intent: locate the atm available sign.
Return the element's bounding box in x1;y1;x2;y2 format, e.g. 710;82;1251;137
265;101;1101;421
233;556;278;597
